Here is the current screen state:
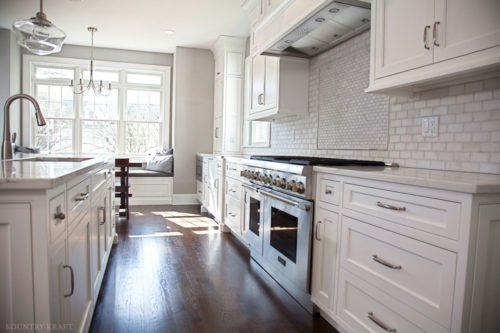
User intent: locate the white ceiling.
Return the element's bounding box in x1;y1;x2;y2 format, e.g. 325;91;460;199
0;0;250;54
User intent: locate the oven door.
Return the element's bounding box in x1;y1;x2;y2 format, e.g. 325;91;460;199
261;189;313;292
243;184;264;256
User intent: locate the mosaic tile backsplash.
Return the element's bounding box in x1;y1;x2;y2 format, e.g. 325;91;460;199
243;31;500;174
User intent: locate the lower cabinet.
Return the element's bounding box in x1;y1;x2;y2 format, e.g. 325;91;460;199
0;163;115;331
67;212;92;332
311;172;500;333
311;208;339;317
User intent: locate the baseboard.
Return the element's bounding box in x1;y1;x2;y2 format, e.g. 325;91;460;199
172;193;199;205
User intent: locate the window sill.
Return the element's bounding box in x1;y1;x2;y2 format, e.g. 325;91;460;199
241;143;270;148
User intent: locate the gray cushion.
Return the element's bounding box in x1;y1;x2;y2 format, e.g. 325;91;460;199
145;154;173;174
156;148;173;156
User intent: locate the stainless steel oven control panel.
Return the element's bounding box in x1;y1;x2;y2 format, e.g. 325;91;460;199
240;166;307;198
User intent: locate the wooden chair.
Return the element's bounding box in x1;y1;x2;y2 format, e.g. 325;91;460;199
115;158;132;219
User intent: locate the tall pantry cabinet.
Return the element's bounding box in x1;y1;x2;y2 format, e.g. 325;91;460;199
211;36;246;155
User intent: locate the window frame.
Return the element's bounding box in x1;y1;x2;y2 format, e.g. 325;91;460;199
22;55;171;157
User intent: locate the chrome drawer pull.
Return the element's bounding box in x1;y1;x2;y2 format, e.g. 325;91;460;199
372;254;402;270
99;206;106;225
63;265;75;298
315;221;321;241
325;189;332;195
74;192;89;201
368;312;397;332
423;25;430;50
376;201;406;211
433;21;440;47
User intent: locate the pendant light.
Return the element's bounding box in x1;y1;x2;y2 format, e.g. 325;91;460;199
70;27;112;96
13;0;66;55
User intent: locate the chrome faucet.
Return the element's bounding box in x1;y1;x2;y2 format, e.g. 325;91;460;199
2;94;46;160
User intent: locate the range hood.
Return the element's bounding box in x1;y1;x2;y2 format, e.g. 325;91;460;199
264;0;371;58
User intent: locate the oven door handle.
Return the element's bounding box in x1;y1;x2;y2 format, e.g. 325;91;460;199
242;183;259;192
260;189;311;211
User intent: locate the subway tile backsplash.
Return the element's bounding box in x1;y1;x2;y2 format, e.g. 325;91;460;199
243;31;500;174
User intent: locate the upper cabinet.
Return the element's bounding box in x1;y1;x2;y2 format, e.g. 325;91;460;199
211;36;246;155
249;54;309;121
367;0;500;94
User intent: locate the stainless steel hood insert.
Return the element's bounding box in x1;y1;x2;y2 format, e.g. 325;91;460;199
265;0;371;58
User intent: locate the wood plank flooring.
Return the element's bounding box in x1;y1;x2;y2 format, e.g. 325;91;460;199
90;205;338;333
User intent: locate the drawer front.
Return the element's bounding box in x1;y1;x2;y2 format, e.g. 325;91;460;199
225;177;242;201
341;216;456;328
337;270;448;333
317;177;340;206
49;191;66;243
343;183;461;239
67;178;91;225
91;168;112;193
225;195;242;225
226;162;244;179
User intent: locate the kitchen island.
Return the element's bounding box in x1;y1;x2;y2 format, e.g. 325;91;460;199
0;155;115;332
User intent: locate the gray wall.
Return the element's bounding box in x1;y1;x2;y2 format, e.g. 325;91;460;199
244;31;500;174
0;29;22;146
172;47;214;194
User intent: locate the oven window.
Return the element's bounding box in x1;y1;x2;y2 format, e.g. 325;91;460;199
249;197;261;236
270;207;297;263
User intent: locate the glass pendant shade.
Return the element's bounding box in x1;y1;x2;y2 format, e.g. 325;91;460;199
12;1;66;55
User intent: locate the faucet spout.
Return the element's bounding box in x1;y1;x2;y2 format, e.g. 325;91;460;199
2;93;46;160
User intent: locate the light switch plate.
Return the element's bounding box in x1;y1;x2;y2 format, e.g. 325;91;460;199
422;116;439;137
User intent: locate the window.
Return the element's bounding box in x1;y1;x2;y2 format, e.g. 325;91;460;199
24;56;171;156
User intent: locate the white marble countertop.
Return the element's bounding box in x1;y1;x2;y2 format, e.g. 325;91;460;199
313;165;500;194
0;154;114;190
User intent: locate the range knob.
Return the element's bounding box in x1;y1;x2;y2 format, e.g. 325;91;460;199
296;181;305;194
266;175;273;184
279;178;287;188
286;180;296;190
272;177;279;186
259;174;266;182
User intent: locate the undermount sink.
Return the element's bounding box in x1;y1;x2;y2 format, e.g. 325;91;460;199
17;157;93;162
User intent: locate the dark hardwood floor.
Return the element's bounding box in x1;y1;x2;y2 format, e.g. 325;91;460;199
90;205;338;333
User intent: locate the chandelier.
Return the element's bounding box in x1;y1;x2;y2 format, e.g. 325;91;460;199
70;27;112;96
13;0;66;55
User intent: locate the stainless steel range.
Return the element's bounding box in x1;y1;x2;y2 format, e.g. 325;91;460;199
240;155;395;313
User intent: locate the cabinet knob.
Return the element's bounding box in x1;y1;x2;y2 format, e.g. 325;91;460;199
54;212;66;220
74;192;89;201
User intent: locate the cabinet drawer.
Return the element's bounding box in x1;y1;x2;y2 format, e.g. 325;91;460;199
225;196;241;229
337;270;448;333
49;191;66;243
226;162;244;179
341;216;456;328
317;177;340;206
67;178;91;226
91;168;111;193
225;177;242;201
343;183;461;239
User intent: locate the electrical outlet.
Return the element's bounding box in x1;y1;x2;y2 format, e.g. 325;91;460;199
422;116;439;137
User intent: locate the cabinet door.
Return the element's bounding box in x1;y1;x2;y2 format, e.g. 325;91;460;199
97;191;108;271
50;239;68;325
263;56;279;111
106;183;115;250
434;0;500;62
265;0;287;17
374;0;435;78
214;75;224;119
469;204;500;332
89;194;100;296
311;208;339;314
0;204;35;328
250;55;265;113
67;214;92;332
213;116;223;153
223;76;243;153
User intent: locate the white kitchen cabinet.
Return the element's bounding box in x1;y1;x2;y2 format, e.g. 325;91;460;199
0;161;115;331
249;55;309;121
211;36;246;155
368;0;500;94
67;212;92;332
205;156;224;223
311;207;339;317
373;0;435;79
222;160;246;241
312;170;500;333
0;203;35;329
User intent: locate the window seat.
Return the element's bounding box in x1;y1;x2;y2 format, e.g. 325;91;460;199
123;167;173;205
129;169;173;178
